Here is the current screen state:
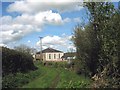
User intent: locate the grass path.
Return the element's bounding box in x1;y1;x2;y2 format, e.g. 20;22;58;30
22;63;91;88
23;66;58;88
49;70;60;88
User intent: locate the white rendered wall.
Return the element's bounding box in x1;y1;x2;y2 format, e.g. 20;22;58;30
45;52;64;61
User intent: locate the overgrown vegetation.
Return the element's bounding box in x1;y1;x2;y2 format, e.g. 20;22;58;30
23;62;91;88
2;2;120;88
2;57;91;88
2;68;41;88
2;47;37;76
72;2;120;88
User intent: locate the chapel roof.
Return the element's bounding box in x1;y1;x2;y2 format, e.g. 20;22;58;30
36;48;63;54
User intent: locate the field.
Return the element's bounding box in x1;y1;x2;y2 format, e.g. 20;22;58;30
22;61;91;88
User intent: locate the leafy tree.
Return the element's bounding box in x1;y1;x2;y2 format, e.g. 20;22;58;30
14;44;37;55
73;2;120;87
73;24;98;76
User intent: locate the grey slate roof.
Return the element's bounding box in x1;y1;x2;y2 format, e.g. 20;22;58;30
36;48;63;54
61;52;76;58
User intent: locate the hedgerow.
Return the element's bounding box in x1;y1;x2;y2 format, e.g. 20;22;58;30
2;47;37;76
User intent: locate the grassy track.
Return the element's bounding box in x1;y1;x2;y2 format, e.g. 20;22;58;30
23;65;58;88
22;62;91;88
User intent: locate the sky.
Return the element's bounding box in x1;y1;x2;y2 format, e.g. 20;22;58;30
0;0;119;52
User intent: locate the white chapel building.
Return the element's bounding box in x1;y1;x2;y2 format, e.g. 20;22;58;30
35;48;64;61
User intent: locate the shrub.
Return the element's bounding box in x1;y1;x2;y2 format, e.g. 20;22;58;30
2;47;37;76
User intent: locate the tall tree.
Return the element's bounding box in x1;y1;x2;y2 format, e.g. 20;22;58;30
85;2;115;71
73;2;120;87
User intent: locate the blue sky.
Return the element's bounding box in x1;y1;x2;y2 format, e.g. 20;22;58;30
1;0;119;52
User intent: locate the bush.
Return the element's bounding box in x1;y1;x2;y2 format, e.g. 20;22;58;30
2;68;41;88
2;47;37;76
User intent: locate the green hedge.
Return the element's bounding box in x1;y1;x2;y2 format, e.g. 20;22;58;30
2;47;37;76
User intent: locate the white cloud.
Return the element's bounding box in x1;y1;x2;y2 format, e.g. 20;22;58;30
1;10;68;44
1;16;13;25
63;18;71;23
1;0;83;47
7;0;83;14
36;35;66;46
36;35;76;52
0;43;7;47
34;10;64;25
68;45;76;51
27;40;31;43
73;17;81;23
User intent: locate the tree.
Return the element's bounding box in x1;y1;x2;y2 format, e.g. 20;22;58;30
73;24;98;76
14;44;37;55
73;2;120;87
